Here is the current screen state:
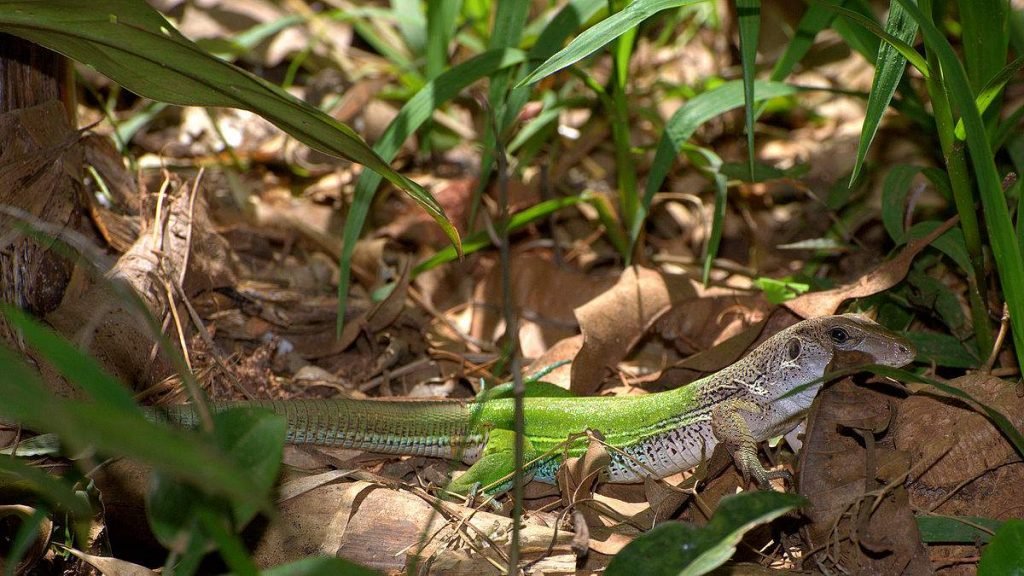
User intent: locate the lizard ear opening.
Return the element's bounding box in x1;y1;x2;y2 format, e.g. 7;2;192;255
786;338;801;361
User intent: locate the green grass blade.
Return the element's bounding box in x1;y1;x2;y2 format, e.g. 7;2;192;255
679;144;729;284
819;0;930;76
0;0;454;242
849;0;917;184
768;1;836;82
880;164;922;243
426;0;461;79
610;13;639;244
0;346;266;508
953;55;1024;141
412;195;589;275
957;0;1009;94
391;0;427;55
735;0;760;180
1;305;138;411
896;0;1024;374
917;515;1001;544
829;0;880;62
338;48;527;333
629;80;800;253
517;0;710;87
469;0;604;227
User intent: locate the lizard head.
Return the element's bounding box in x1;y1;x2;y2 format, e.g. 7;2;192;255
744;314;916;410
792;313;916;372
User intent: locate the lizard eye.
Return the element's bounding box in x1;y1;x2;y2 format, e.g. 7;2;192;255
829;327;850;344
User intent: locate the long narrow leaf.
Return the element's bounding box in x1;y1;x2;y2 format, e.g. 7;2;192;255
896;0;1024;380
517;0;709;87
338;48;527;332
850;0;918;184
819;0;930;76
629;80;800;252
0;346;265;508
0;1;458;249
953;55;1024;140
736;0;760;179
412;195;588;275
1;305;137;411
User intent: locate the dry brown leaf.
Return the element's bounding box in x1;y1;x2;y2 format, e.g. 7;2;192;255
896;373;1024;490
571;267;696;394
798;379;931;573
587;531;635;556
524;334;582;390
784;215;958;318
471;252;614;357
62;547;157;576
558;433;612;507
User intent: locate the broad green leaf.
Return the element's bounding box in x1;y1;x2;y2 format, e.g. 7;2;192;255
339;48;527;332
148;409;285;558
0;343;264;510
895;0;1024;375
979;519;1024;575
906;269;967;336
904;331;978;369
880;165;923;243
0;457;92;520
606;491;805;576
850;0;917;184
0;0;458;249
917;515;1001;544
735;0;760;179
518;0;709;87
905;221;973;277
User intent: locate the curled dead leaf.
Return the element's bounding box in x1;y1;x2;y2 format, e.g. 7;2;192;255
571;267;695;394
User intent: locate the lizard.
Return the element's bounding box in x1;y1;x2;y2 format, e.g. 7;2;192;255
154;313;916;496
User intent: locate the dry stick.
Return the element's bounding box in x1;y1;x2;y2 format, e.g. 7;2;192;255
170;280;252;399
407;286;493;352
982;303;1010;373
486;104;528;576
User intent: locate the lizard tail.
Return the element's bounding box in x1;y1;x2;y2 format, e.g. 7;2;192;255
152;398;484;460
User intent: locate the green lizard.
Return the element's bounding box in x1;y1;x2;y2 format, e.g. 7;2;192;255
158;314;914;495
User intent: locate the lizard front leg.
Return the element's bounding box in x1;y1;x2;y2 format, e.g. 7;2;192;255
710;398;792;489
446;428;537;497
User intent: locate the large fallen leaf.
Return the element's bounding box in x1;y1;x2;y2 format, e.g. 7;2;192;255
571;267;695;394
